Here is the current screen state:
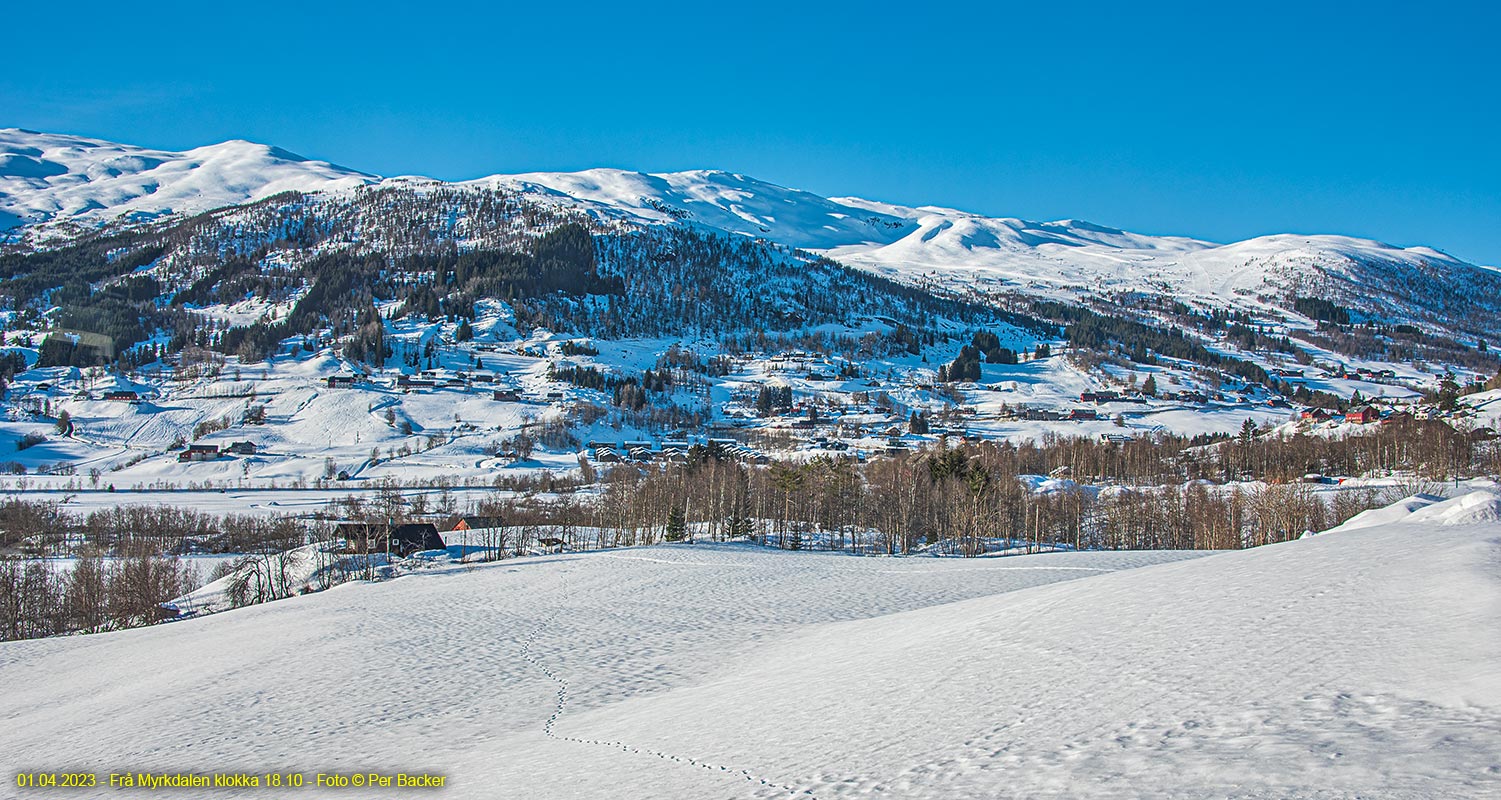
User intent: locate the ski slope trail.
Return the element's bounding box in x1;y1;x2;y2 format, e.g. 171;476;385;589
2;511;1498;799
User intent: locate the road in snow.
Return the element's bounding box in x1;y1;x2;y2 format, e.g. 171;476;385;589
2;496;1498;799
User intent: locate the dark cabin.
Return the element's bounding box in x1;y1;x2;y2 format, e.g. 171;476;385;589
336;522;446;557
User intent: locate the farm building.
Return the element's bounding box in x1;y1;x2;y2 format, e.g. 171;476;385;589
178;444;220;463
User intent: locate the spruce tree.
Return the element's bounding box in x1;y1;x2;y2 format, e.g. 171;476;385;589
666;505;687;542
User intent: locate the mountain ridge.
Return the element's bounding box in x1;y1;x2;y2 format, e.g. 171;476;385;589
3;128;1499;342
3;127;1485;264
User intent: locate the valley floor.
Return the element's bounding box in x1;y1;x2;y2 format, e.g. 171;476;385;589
1;507;1497;799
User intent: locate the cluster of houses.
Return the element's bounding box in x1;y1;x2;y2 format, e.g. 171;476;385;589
1005;406;1109;422
999;381;1304;425
1297;402;1498;443
1299;405;1381;425
25;387;144;403
1273;364;1394;381
176;441;258;463
1298;403;1462;426
764;351;844;373
326;372;539;403
587;438;769;465
1343;367;1398;381
1078;390;1149;405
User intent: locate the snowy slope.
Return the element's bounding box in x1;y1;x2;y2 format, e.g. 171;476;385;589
0;128;373;233
574;495;1500;799
2;493;1497;798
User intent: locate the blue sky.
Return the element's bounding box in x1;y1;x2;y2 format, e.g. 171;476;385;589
5;1;1498;264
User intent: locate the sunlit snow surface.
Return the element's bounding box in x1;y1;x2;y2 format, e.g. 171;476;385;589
3;493;1498;798
0;129;373;234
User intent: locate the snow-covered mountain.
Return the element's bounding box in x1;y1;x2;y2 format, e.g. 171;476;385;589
3;128;1498;337
0;128;374;234
479;168;1500;331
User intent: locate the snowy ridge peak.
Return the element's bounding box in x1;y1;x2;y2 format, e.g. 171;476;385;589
462;165;1497;323
475;166;1228;260
474;167;913;250
0;128;375;234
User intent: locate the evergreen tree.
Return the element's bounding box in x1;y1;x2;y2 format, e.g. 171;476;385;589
1436;373;1461;411
665;504;687;542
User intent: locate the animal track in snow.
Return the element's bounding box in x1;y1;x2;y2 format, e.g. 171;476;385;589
516;573;816;798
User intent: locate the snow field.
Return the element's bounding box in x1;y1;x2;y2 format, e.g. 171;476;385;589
3;491;1499;798
1;546;1202;798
